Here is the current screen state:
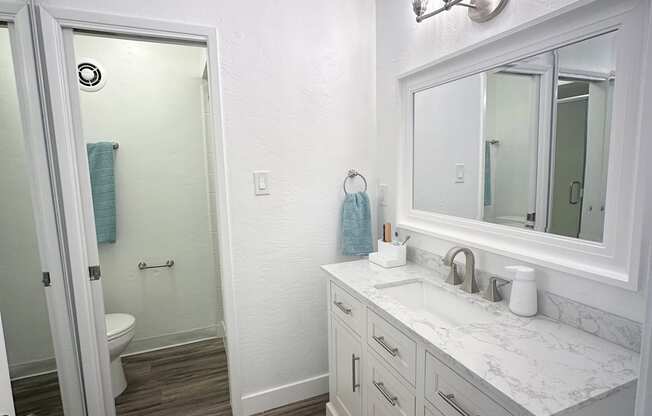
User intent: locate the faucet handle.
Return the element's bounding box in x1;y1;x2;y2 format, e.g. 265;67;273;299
483;276;511;302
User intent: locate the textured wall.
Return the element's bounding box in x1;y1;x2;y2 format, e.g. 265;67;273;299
38;0;377;404
375;0;647;322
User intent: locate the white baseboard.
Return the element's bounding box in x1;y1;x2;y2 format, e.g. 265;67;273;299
125;324;223;355
241;373;329;415
9;358;56;380
326;402;339;416
10;324;225;380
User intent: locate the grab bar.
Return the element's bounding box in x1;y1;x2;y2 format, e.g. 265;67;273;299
138;260;175;270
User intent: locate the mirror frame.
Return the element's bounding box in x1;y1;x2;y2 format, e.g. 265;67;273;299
397;0;648;290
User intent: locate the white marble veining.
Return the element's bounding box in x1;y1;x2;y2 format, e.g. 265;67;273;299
407;245;642;353
540;292;642;353
322;260;639;416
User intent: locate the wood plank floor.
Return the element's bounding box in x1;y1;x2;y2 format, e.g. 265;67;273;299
11;338;327;416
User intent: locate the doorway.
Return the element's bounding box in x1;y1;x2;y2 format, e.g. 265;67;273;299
71;31;229;415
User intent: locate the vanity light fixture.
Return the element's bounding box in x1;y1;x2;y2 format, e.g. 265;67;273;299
412;0;509;23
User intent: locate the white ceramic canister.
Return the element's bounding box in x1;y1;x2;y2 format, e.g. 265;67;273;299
505;265;537;317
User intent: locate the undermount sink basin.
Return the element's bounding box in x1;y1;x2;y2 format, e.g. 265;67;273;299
375;279;492;328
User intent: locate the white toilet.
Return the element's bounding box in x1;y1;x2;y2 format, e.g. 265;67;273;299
106;313;136;397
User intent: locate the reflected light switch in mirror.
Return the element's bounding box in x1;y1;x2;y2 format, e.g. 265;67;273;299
253;170;270;195
455;163;465;183
379;184;389;207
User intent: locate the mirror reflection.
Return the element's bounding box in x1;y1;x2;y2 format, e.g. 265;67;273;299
412;31;616;242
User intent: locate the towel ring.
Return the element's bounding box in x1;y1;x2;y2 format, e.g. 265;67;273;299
343;169;368;194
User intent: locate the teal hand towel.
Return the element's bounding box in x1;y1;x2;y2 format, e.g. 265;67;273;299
341;192;373;256
87;142;116;244
484;141;492;206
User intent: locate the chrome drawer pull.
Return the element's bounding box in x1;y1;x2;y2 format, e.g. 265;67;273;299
352;354;360;392
372;335;398;357
334;301;352;315
438;391;471;416
373;381;398;406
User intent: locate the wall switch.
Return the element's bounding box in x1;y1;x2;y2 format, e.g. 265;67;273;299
253;171;271;195
378;184;389;207
455;163;465;183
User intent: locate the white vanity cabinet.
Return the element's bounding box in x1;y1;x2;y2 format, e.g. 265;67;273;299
326;274;635;416
327;279;513;416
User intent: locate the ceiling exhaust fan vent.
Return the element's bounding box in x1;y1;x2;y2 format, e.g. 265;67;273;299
77;59;106;92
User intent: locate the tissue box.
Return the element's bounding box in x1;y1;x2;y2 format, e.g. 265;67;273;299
369;240;407;268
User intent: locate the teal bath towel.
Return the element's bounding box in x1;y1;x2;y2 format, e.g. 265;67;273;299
341;192;373;256
87;142;116;244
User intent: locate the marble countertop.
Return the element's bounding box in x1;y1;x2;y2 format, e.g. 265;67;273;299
322;260;639;416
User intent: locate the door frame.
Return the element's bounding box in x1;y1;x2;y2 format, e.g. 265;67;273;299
34;5;242;415
0;2;86;415
0;313;14;415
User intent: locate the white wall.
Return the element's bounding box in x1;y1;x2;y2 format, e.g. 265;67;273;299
376;0;647;322
0;27;55;375
38;0;376;410
74;35;222;351
413;74;482;219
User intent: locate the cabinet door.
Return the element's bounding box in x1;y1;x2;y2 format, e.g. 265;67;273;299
332;317;363;416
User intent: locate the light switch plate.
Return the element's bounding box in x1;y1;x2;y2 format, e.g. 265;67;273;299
253;171;271;195
455;163;465;183
378;184;389;207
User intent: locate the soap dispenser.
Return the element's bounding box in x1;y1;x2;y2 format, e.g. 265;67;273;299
505;265;537;317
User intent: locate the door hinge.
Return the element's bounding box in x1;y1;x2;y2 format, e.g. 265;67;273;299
42;272;52;287
89;265;101;281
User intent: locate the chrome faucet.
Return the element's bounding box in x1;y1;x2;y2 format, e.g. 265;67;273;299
442;246;479;293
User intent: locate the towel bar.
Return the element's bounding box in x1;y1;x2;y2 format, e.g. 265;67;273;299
138;260;174;270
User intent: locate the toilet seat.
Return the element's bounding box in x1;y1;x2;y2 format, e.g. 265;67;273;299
106;313;135;341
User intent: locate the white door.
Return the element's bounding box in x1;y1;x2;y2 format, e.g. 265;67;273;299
332;318;363;416
0;314;15;416
1;4;86;415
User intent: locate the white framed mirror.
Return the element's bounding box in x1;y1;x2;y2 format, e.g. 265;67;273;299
398;0;647;289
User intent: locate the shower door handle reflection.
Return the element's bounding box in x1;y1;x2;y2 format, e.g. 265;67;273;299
568;181;582;205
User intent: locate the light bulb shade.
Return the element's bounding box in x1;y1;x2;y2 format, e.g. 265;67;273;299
412;0;429;17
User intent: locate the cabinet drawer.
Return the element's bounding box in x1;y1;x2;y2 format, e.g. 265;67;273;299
331;282;365;336
425;352;512;416
367;310;417;385
424;405;444;416
367;354;415;416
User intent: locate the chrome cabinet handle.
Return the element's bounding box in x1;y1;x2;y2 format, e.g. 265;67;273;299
352;354;360;392
334;301;352;315
568;180;582;205
373;381;398;406
372;335;398;357
438;391;471;416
